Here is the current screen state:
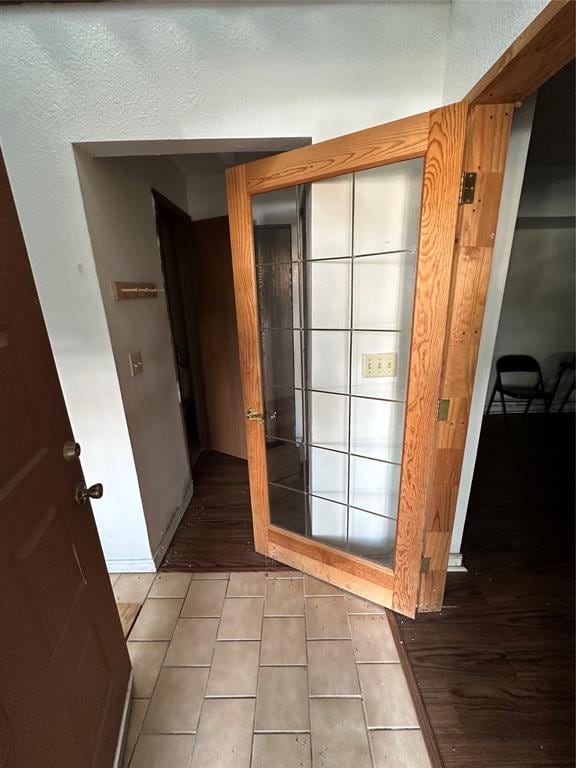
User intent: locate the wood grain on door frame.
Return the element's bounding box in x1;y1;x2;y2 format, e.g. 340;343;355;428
418;0;575;611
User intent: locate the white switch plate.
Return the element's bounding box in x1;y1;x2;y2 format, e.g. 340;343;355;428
362;352;397;378
129;350;143;377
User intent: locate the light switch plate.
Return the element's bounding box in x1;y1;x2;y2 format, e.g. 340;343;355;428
362;352;397;378
129;350;143;377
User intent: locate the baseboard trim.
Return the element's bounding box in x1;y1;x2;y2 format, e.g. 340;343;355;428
112;669;134;768
447;552;467;572
152;478;194;569
107;558;156;574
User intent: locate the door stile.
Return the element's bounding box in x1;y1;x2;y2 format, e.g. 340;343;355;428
226;163;271;554
392;102;468;616
418;103;515;612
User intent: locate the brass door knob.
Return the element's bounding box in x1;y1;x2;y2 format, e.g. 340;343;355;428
246;408;277;422
246;408;264;422
63;441;81;461
76;483;104;505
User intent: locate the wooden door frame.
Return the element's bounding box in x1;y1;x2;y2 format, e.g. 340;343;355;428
418;0;575;611
227;104;467;618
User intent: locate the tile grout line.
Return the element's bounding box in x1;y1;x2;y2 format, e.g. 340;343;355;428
249;577;266;768
308;694;363;699
188;571;230;767
124;579;183;759
348;606;378;768
125;587;182;768
303;580;314;768
254;729;311;735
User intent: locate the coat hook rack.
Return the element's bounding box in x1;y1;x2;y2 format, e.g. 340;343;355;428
113;281;158;301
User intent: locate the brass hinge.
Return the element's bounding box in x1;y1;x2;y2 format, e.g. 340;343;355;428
436;398;450;422
459;171;477;204
420;557;431;574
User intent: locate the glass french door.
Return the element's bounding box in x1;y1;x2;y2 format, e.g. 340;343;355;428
227;104;466;618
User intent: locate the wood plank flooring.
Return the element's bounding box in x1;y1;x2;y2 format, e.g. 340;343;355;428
394;414;575;767
160;451;285;572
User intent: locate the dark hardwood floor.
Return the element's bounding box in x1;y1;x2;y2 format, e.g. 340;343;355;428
395;413;575;768
160;451;285;572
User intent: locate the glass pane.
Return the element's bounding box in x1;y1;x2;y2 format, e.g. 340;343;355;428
261;329;301;389
350;397;405;464
264;386;303;443
269;484;307;536
309;446;348;504
308;391;349;453
309;495;347;549
254;223;295;265
351;331;411;401
353;158;423;256
305;175;353;260
349;455;400;518
257;262;300;328
307;259;351;329
307;331;350;394
253;188;298;263
253;157;424;573
266;440;305;493
353;252;416;331
348;507;396;567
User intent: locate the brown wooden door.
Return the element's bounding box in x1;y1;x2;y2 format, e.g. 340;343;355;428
189;216;247;460
226;105;467;618
154;193;202;465
0;152;130;768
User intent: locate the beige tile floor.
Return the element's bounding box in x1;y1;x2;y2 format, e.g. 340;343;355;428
112;571;431;768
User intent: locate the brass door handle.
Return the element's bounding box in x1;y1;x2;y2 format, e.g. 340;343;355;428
76;483;104;505
246;408;277;422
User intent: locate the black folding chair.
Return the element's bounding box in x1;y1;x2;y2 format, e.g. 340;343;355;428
487;355;550;419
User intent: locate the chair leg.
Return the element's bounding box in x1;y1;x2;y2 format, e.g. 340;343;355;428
487;381;498;414
558;382;575;413
500;389;508;427
524;398;533;415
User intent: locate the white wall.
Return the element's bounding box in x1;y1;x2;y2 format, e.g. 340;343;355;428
442;0;549;102
0;1;451;569
186;173;228;221
76;152;193;569
0;1;547;570
486;164;576;411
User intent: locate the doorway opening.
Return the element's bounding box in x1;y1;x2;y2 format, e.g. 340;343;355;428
395;59;575;765
76;141;309;573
